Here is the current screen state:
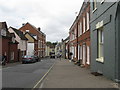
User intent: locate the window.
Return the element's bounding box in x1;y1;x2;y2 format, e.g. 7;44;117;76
11;52;14;61
74;47;76;58
83;45;86;65
86;46;90;65
92;0;97;11
83;17;86;33
79;22;82;36
86;12;90;30
78;45;80;59
1;29;6;36
96;27;104;63
78;45;82;60
80;46;82;59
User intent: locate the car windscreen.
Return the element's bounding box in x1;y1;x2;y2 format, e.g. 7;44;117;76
24;56;32;58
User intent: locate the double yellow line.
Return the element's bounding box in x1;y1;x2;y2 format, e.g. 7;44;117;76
32;62;56;89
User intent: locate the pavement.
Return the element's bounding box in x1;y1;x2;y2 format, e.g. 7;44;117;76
41;58;119;88
2;62;21;68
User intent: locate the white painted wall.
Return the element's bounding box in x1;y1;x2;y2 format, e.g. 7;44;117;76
27;43;34;56
8;28;27;51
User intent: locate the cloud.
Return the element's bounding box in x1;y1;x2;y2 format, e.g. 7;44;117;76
0;0;84;42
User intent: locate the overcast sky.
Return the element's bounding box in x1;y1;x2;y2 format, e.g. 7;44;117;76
0;0;84;42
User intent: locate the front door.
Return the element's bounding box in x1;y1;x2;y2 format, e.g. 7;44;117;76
83;45;86;65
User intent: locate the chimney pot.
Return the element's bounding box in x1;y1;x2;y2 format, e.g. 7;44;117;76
38;27;41;31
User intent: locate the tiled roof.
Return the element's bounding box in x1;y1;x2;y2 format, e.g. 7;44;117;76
10;27;28;40
21;22;46;36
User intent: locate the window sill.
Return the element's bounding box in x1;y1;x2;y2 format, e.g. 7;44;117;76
101;0;105;4
92;8;97;13
96;57;104;63
86;28;89;31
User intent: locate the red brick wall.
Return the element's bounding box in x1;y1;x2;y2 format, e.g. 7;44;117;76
19;23;46;57
9;43;18;62
2;38;10;63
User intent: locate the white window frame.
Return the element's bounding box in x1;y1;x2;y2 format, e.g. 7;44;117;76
83;17;86;33
78;45;80;60
79;22;82;36
83;45;86;65
86;46;90;65
96;27;104;63
92;0;97;13
86;12;90;31
80;45;82;59
74;46;76;58
11;52;14;61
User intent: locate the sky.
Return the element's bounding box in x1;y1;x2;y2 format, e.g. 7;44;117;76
0;0;84;42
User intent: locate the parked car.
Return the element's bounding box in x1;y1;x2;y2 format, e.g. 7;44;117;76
50;52;55;58
22;55;36;64
33;55;40;62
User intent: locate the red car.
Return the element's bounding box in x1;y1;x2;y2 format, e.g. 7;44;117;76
22;55;36;64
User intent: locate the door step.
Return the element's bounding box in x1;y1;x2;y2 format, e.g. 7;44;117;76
91;72;103;76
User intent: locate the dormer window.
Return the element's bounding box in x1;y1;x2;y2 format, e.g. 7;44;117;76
12;37;15;43
1;29;6;36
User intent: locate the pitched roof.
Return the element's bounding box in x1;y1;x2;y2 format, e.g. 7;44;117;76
20;22;46;36
10;27;28;40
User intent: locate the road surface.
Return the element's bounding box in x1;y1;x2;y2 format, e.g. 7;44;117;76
2;58;55;89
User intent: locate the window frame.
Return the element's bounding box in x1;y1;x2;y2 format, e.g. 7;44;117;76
83;17;86;33
86;12;90;31
96;27;104;63
92;0;97;13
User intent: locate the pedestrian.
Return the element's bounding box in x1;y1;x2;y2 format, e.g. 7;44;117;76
59;53;62;60
2;54;7;66
69;52;73;62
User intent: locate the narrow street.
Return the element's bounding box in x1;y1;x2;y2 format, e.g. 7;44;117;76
2;58;55;88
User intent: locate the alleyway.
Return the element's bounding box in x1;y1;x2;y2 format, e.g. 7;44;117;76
41;59;118;88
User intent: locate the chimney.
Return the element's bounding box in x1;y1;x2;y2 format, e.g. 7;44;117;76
38;27;41;31
22;23;25;26
62;39;64;42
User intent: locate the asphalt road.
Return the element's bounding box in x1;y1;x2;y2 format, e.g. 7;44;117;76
2;58;55;89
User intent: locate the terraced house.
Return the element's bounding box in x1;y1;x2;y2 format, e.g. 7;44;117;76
69;0;90;67
0;22;19;63
19;22;46;58
8;27;28;61
90;0;120;82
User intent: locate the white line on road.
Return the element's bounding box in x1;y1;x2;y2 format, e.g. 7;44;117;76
32;62;56;90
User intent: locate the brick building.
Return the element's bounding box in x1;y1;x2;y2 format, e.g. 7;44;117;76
0;22;18;63
69;19;78;61
77;0;90;67
19;22;46;58
69;0;90;67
